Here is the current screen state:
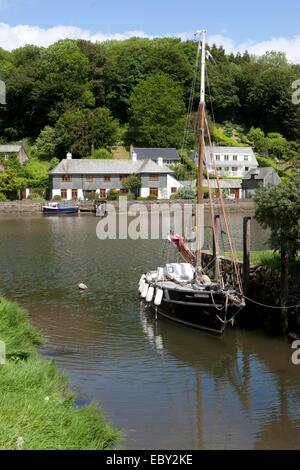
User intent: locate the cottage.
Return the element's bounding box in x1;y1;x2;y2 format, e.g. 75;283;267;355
192;146;258;178
182;179;243;199
130;146;180;166
0;144;29;169
242;167;281;198
49;157;182;201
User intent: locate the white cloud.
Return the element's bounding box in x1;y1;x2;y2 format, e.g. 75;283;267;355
0;22;154;50
207;33;300;64
1;22;300;64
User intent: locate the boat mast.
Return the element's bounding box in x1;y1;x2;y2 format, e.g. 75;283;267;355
195;29;207;274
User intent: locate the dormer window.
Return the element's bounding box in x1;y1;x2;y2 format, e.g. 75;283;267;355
244;156;249;161
224;156;229;161
233;156;238;161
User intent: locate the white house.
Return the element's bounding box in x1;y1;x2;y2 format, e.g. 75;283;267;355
50;158;183;201
193;146;258;178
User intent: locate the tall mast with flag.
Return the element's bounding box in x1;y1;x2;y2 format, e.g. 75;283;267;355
195;29;207;276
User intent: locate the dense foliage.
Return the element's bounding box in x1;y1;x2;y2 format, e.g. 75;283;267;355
0;37;300;194
255;175;300;259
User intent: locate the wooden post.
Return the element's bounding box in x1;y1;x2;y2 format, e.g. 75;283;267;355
280;249;289;334
243;217;252;295
213;215;220;280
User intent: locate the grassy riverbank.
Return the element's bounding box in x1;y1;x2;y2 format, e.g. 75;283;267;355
227;250;300;277
0;297;121;450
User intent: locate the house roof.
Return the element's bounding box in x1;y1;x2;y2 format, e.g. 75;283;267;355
243;167;277;180
0;145;23;153
206;146;254;156
132;147;180;160
50;159;173;175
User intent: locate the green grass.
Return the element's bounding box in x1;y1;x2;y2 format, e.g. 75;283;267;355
213;126;243;147
0;298;121;450
223;251;300;277
113;146;130;160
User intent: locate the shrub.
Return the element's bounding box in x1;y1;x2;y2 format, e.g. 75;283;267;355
53;195;62;202
177;186;196;200
126;192;136;200
147;195;158;200
107;189;119;201
0;193;7;202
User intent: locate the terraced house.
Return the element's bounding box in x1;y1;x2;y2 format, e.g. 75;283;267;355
49;156;182;200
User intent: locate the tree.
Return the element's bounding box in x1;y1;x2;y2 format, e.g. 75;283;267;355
255;176;300;332
32;126;60;160
55;107;119;159
255;176;300;259
122;175;142;197
126;72;185;147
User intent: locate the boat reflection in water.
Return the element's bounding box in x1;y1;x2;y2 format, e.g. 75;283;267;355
140;303;300;450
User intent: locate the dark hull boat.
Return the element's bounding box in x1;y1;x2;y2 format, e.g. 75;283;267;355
139;263;245;335
138;29;245;335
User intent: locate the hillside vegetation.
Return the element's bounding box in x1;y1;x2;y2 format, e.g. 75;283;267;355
0;38;299;196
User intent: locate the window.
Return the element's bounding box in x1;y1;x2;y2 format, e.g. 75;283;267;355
119;175;128;182
224;167;230;172
216;155;221;161
100;189;106;198
61;189;67;199
245;167;249;172
72;189;78;200
149;175;159;181
171;187;177;194
86;176;94;182
120;188;129;194
244;156;249;161
62;175;72;182
233;156;238;161
224;156;229;161
150;188;159;197
104;176;111;182
232;167;238;172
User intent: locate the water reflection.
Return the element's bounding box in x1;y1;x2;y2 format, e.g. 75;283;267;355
140;305;300;450
0;216;298;450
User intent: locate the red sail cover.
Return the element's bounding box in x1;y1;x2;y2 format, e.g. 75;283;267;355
169;235;195;264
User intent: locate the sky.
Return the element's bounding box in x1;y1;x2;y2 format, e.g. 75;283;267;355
1;0;300;62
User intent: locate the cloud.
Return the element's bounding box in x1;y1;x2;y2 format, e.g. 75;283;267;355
1;22;300;64
207;33;300;64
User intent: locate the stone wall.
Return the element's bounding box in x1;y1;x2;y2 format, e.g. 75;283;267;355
0;201;43;214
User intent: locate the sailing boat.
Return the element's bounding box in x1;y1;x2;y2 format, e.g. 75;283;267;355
138;30;245;334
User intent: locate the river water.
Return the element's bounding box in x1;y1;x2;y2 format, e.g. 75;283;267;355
0;214;300;450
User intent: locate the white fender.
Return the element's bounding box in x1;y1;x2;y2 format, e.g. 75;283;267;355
154;288;163;306
141;283;149;299
139;279;146;293
146;286;154;303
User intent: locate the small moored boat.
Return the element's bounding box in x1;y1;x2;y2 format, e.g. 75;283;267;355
43;202;79;215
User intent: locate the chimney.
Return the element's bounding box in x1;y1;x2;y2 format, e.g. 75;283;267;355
131;146;137;162
157;157;164;167
66;151;72;160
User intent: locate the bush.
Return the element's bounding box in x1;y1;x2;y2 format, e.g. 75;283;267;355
90;148;113;160
177;187;196;200
126;192;136;200
86;192;99;201
0;193;7;202
147;195;158;200
53;195;61;202
107;189;119;201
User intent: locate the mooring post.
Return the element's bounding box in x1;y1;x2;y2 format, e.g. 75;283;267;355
280;249;289;333
243;217;252;296
213;215;220;280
